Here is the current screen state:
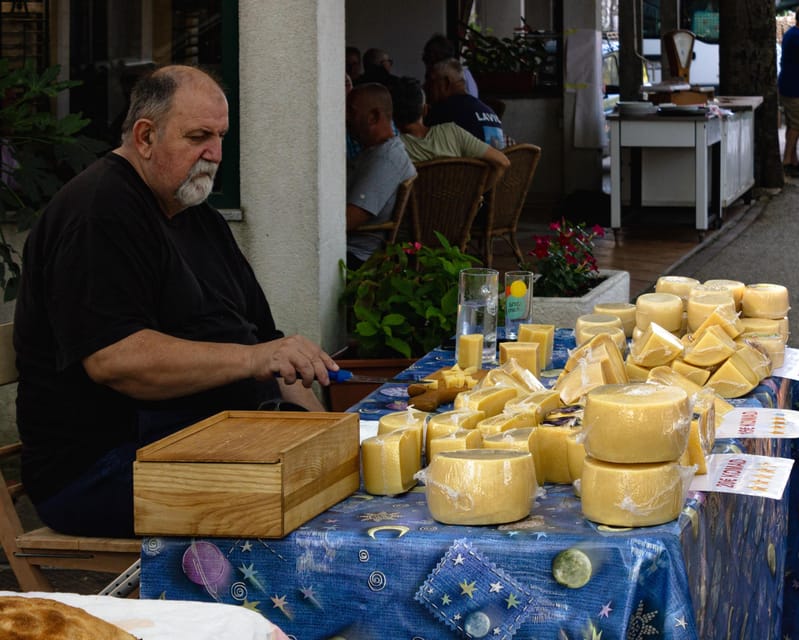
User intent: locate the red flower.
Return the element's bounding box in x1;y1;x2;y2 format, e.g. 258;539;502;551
592;224;605;238
549;221;561;232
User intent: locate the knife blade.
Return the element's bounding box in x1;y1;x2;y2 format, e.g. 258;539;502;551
328;369;429;385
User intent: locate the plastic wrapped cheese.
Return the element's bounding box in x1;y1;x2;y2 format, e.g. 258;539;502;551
377;408;430;457
532;424;582;484
655;275;700;308
704;351;760;398
681;324;737;367
678;389;715;475
703;279;746;311
566;430;587;482
426;409;484;453
669;358;711;386
420;450;535;525
582;383;690;463
575;313;624;335
635;292;684;333
460;385;519;418
593;302;637;337
741;283;790;319
686;289;736;333
362;428;420;496
737;333;784;371
427;428;483;460
503;389;561;423
624;355;651;382
646;366;733;428
581;457;690;527
576;326;628;355
734;340;773;379
629;322;684;367
738;316;789;342
692;304;743;339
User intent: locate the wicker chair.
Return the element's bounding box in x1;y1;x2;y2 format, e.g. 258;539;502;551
409;157;491;251
471;144;542;267
352;174;417;245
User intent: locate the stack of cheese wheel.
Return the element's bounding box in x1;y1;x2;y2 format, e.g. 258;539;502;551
580;383;692;527
622;277;788;399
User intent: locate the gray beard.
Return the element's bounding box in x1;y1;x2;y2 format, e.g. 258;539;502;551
176;160;218;207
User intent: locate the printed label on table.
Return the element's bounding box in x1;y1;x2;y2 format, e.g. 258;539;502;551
716;407;799;439
689;454;793;499
771;346;799;381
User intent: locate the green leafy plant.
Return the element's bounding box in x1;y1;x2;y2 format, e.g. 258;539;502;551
460;23;548;75
0;59;107;300
522;218;605;297
341;232;480;359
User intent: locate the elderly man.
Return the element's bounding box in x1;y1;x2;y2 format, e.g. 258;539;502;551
14;65;337;537
425;58;506;149
345;83;415;269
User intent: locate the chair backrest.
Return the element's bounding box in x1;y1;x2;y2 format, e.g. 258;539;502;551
485;144;542;234
0;321;140;593
409;157;491;251
352;173;417;245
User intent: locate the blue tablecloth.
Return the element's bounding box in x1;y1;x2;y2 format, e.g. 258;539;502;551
138;330;791;639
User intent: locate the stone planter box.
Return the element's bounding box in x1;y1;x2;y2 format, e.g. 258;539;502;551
531;269;630;329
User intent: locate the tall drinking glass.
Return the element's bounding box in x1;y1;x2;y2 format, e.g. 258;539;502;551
456;268;499;364
504;271;535;340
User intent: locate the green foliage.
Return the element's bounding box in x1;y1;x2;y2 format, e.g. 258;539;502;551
460;23;548;74
522;218;605;298
341;232;481;359
0;59;108;300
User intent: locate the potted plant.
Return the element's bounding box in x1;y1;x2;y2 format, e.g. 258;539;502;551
460;24;548;94
331;233;480;411
521;218;630;328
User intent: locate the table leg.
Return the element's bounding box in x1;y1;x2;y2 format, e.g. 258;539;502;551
610;120;621;233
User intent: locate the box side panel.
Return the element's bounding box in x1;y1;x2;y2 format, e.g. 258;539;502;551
134;461;285;537
283;467;360;535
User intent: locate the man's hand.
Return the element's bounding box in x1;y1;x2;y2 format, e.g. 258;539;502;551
249;334;338;387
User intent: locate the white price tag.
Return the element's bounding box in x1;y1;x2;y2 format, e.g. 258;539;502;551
716;407;799;439
689;454;793;499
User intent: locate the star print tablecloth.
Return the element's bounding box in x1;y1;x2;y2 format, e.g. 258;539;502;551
139;330;791;640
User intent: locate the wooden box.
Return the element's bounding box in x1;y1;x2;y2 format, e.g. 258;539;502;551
133;411;360;538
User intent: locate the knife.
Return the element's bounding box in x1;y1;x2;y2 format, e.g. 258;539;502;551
328;369;429;385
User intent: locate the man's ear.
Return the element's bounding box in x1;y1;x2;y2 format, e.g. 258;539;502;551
423;103;429;118
131;119;156;158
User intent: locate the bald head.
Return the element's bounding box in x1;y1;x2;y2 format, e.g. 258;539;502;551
121;65;225;143
346;83;395;146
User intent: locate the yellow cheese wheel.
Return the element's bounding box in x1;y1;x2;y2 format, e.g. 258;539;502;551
499;342;540;377
428;428;483;460
646;366;733;428
703;279;746;310
593;302;637;337
482;428;540;494
635;292;684;333
741;283;790;319
682;324;737;367
629;322;684;367
457;333;483;370
362;428;420;496
517;323;555;370
655;276;700;308
583;383;690;463
581;457;687;527
738;316;790;342
576;313;624;335
423;449;535;525
686;290;735;333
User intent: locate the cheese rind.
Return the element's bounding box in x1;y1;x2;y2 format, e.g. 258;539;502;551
362;428;420;496
593;302;637;337
423;450;535;525
655;276;700;308
583;383;690;463
703;279;746;310
635;292;684;332
581;457;687;527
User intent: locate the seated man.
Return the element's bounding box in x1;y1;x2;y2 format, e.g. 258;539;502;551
391;76;509;187
346;83;416;270
14;65;338;538
354;48;400;90
425;58;506;149
422;33;479;98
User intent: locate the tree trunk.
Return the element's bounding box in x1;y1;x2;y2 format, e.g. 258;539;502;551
719;0;783;188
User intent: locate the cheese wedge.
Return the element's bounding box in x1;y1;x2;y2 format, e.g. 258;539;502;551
692;305;743;339
686;290;736;333
503;389;562;423
423;450;535;525
737;333;784;371
581;457;687;527
682;324;737;367
669;358;711;386
704;351;760;398
427;428;483;460
734;340;772;379
583;383;690;463
562;333;627;382
646;366;733;427
576;326;628;355
593;302;637;337
741;283;790;319
532;424;582;484
477;412;536;435
678;389;715;475
629;322;684;367
378;408;430;457
554;359;607;405
461;385;519;418
517;323;555;370
624;355;651;382
362;428;420;496
635;292;684;333
426;409;485;453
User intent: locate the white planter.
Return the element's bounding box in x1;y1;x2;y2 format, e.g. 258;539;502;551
531;269;631;329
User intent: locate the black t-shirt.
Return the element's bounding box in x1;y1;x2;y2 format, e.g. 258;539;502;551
14;153;283;502
426;94;506;149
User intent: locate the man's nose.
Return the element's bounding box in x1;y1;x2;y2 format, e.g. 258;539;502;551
203;137;224;163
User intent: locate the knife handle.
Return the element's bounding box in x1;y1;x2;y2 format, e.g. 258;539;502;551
327;369;353;382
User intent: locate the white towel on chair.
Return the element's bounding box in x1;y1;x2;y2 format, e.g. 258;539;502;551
565;28;605;149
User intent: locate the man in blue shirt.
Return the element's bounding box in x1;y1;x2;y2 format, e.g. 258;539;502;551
779;11;799;176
